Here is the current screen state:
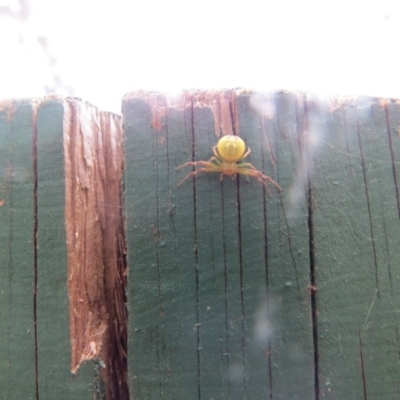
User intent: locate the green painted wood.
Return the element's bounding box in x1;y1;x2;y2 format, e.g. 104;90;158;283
0;99;97;399
124;99;199;399
0;101;37;399
36;100;94;398
124;92;314;399
313;99;400;399
3;91;400;399
248;94;314;400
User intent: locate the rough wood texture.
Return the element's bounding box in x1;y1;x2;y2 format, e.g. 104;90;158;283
312;98;400;399
123;91;313;399
123;90;400;399
63;99;128;399
0;99;92;399
2;90;400;399
36;99;94;398
0;97;128;399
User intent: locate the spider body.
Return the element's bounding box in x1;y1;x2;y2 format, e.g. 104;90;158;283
176;135;282;193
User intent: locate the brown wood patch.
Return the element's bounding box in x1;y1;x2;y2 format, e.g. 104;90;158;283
63;99;128;399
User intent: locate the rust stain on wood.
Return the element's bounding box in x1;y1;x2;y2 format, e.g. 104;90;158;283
63;99;128;399
123;89;246;137
0;99;16;122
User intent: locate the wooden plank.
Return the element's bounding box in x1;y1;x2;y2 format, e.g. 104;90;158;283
3;90;400;399
62;99;128;399
312;98;400;399
36;99;93;398
255;93;314;400
123;91;314;399
123;97;199;399
0;100;37;399
359;102;400;399
0;97;127;399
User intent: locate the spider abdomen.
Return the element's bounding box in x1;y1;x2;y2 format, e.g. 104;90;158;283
217;135;246;162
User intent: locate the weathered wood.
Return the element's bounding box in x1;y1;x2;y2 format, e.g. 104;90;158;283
0;100;38;399
123;91;314;399
0;98;127;399
36;99;94;398
0;99;93;399
63;99;128;399
123;91;400;399
123;96;200;399
3;90;400;399
312;98;400;399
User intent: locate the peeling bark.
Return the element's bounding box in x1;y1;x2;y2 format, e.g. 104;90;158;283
63;99;128;399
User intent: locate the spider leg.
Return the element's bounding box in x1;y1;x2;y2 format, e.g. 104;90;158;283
253;171;282;191
212;145;219;158
238;162;258;169
176;160;211;170
237;147;251;161
176;156;221;170
177;165;217;187
256;176;273;196
176;156;225;186
236;163;282;193
251;171;282;192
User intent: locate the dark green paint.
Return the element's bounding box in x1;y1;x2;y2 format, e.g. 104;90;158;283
0;101;37;399
2;92;400;399
124;92;314;399
0;99;98;399
124;100;199;399
36;100;94;398
313;99;400;399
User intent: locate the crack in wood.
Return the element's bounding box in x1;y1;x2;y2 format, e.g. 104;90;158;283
190;99;202;400
383;104;400;219
359;332;368;400
32;102;40;400
355;114;380;297
303;97;320;400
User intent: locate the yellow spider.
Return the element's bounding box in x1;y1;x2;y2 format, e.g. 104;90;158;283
176;135;282;193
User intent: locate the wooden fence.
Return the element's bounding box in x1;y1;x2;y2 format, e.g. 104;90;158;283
1;91;400;399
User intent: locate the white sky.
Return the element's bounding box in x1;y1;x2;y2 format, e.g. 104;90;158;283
0;0;400;113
